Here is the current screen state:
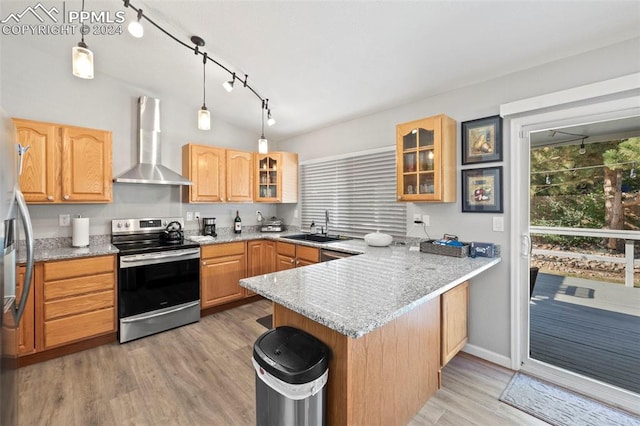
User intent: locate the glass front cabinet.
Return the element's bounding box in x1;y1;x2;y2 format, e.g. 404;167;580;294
254;152;299;203
396;114;457;202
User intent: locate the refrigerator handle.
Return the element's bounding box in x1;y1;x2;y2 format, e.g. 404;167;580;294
14;187;34;324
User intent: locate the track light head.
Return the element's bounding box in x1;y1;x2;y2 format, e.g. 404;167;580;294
223;73;236;92
128;9;144;38
579;138;586;155
267;109;275;126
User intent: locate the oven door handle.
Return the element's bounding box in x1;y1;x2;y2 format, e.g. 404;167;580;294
120;248;200;264
120;301;200;323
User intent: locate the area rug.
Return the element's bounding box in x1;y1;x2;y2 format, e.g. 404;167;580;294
499;372;640;426
256;314;272;330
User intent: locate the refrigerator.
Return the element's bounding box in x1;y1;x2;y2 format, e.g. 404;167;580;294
1;109;34;426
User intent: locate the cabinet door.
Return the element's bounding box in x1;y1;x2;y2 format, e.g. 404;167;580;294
60;126;112;202
296;245;319;265
255;153;282;202
276;254;296;271
16;266;35;355
201;254;246;308
13;119;58;203
441;281;469;366
226;150;253;202
184;144;226;202
247;240;277;297
396;114;456;203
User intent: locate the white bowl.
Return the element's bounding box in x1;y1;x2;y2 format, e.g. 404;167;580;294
364;231;393;247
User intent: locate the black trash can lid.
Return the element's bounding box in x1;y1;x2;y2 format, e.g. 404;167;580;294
253;326;329;385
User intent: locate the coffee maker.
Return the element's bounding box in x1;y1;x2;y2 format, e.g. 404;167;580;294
202;217;217;237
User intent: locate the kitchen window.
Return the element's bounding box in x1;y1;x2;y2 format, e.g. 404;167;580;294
300;146;406;237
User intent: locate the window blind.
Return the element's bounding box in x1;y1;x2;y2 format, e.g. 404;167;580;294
300;146;406;237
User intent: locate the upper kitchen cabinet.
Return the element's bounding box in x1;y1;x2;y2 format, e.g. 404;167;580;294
255;152;298;203
182;144;253;203
182;144;225;203
396;114;456;202
13;119;112;203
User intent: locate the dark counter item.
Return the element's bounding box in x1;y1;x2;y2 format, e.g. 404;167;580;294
419;239;469;257
281;233;351;243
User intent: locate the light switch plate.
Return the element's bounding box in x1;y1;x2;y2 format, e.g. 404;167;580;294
59;214;70;227
492;216;504;232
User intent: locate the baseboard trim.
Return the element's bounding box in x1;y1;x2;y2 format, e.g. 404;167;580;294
462;343;512;369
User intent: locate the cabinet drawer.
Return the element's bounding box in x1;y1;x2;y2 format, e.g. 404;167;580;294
297;245;319;263
44;272;114;301
202;242;245;258
45;290;114;321
44;255;115;281
44;307;115;349
276;241;296;257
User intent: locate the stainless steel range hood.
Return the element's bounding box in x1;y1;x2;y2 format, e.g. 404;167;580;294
114;96;192;185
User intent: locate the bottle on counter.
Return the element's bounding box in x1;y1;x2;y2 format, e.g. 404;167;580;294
234;210;242;234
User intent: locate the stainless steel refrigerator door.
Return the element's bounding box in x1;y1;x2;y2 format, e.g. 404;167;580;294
1;221;18;426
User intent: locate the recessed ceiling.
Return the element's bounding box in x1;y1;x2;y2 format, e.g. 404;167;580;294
5;0;640;141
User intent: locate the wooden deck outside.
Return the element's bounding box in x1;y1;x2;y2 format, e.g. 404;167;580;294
530;272;640;394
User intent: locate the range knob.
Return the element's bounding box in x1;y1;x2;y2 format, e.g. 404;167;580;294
117;222;123;228
125;222;131;228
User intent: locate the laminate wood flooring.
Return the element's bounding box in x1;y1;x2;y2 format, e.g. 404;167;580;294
19;300;545;425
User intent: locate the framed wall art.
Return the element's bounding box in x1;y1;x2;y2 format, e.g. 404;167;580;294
461;115;503;164
461;166;503;213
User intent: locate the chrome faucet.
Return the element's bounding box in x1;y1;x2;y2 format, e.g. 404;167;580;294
324;209;330;236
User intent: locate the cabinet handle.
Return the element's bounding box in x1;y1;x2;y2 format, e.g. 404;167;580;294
296;260;300;265
290;259;295;264
47;195;54;201
202;261;207;266
63;195;69;200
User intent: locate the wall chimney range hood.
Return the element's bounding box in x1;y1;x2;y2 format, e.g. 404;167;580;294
114;96;192;185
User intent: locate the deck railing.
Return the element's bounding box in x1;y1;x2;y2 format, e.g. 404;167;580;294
530;226;639;287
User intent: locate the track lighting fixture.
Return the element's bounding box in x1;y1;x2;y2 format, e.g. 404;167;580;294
223;73;236;92
545;174;551;185
198;51;211;131
267;110;276;127
258;100;268;154
120;1;276;132
579;138;586;155
631;162;637;179
128;9;144;38
72;0;94;79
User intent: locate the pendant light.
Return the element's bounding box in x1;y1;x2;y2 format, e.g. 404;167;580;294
128;9;144;38
578;138;586;155
258;100;268;154
198;53;211;130
72;0;94;79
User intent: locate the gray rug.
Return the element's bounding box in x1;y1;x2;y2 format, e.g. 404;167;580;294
500;373;640;426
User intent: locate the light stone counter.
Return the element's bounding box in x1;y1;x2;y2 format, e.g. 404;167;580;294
240;241;501;338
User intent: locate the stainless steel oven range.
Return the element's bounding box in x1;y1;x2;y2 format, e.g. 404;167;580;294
111;217;200;343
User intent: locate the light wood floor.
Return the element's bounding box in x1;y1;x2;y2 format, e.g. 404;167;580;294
18;300;545;425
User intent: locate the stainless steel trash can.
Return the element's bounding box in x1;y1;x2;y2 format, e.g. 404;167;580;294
253;326;329;426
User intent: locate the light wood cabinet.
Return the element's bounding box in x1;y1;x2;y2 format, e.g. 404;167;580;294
200;242;247;308
16;266;35;355
396;114;456;202
441;281;469;366
255;152;298;203
38;255;117;350
182;144;254;203
276;241;319;271
182;144;226;203
13;118;112;203
246;240;277;297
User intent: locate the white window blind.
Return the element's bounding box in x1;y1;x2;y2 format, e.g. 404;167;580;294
300;146;406;237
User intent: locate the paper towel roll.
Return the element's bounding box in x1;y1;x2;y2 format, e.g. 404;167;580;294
72;217;90;247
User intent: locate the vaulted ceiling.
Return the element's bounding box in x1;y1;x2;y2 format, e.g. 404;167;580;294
8;0;640;140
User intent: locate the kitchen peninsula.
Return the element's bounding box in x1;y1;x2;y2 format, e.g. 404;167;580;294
241;240;500;425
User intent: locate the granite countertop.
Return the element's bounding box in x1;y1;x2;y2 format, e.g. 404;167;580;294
240;241;501;339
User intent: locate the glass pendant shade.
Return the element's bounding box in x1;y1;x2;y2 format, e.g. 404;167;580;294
72;42;94;79
258;136;268;154
198;107;211;130
128;20;144;38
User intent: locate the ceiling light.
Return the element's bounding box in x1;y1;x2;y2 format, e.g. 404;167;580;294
631;162;636;179
198;50;210;131
223;73;236;92
72;0;93;79
258;100;268;154
128;9;144;38
579;138;586;155
267;109;276;127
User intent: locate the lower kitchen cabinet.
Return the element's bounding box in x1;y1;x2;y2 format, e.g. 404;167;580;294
441;281;469;366
39;255;117;350
276;242;319;271
201;242;247;308
16;266;35;355
246;240;277;296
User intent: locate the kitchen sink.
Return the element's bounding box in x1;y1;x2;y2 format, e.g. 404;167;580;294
281;233;351;243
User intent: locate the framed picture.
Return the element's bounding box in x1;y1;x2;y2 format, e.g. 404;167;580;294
461;115;503;164
462;166;503;213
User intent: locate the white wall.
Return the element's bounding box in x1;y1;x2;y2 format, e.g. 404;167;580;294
1;39;277;237
276;37;640;361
